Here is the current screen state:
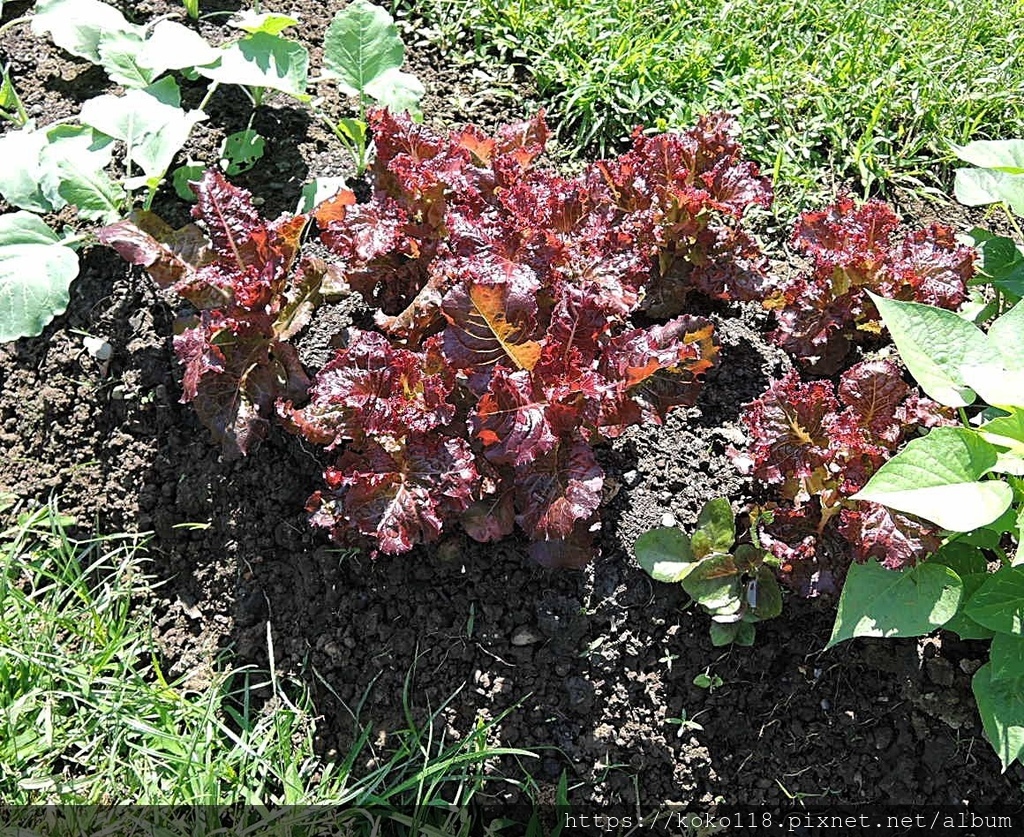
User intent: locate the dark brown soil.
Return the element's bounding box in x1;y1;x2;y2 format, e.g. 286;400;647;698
2;0;1022;818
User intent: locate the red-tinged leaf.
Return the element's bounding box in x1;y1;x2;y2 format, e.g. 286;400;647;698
174;310;304;456
792;197;899;291
897;393;958;429
320;198;410;266
769;281;858;373
452;123;496;166
190;169;265;272
836;359;909;446
539;283;612;376
462;490;515;543
312;188;357;228
98;211;211;290
837;503;941;570
688;226;770;302
499;171;594;234
623;317;719;421
890;224;973;309
757;505;839;598
275;257;325;340
471;367;556;466
515;439;603;541
441;269;543;374
742;371;838;484
309;435;479;555
283;330;455;448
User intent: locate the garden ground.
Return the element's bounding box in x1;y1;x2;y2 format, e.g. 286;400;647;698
1;0;1022;819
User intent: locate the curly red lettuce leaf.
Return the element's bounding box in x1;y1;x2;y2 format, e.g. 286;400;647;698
837;503;942;570
770;196;975;371
308;435;480;556
281;330;456;449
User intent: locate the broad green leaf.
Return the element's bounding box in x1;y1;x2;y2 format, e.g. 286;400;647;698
954;139;1024;172
980;408;1024;450
929;541;988;577
990;633;1024;684
0;213;79;342
39;126;123;223
827;559;962;647
97;30;154;88
140;21;221;73
323;0;406;98
171;164;202;202
31;0;143;64
229;11;300;35
971;230;1024;301
961;365;1024;409
682;553;741;611
0;127;55;212
965;567;1024;634
1017;506;1024;567
691;498;734;558
942;573;996;640
364;66;424;116
634;527;693;583
990;300;1024;372
972;663;1024;771
79;82;206;186
955;169;1024;216
750;565;783;620
852;427;1013;532
297;176;348;213
219;129;265;176
198;33;309;100
869;292;987;407
710;620;754;647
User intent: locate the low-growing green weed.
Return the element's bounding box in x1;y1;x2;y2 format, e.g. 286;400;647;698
0;501;538;829
418;0;1024;207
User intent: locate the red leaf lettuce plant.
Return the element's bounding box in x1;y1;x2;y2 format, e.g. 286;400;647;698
102;109;772;567
767;196;974;373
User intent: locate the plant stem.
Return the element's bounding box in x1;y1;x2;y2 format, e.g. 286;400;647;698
197;81;220;112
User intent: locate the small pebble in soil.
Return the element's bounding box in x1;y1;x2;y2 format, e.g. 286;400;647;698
622;469;638;485
820;698;832;711
661;512;677;527
511;626;543;646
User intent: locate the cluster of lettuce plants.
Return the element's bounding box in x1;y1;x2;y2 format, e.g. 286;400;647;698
0;0;421;342
101;108;772;566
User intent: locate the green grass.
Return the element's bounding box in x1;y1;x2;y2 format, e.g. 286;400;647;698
411;0;1024;208
0;501;539;834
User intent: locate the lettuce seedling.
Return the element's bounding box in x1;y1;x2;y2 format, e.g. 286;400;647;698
634;498;782;646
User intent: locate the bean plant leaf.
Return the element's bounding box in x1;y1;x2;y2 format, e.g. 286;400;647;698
990;633;1024;685
198;33;309;100
691;498;735;558
220;129;266;176
322;0;405;99
869;292;988;407
364;66;425;116
0;213;80;343
972;663;1024;771
965;567;1024;634
971;229;1024;301
853;427;1013;532
634;527;694;583
827;559;962;647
